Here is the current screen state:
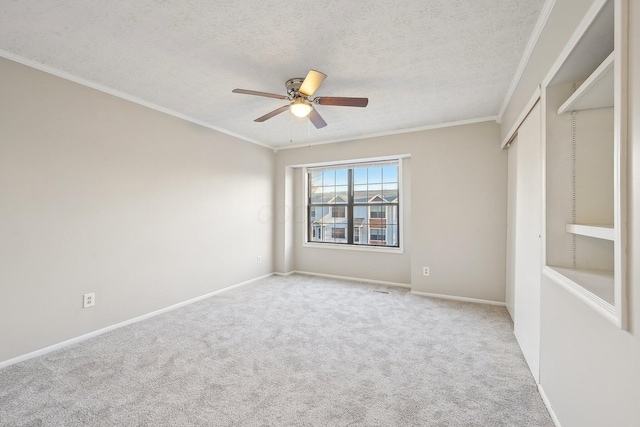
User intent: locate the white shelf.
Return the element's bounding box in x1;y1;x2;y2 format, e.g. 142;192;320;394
544;266;616;324
557;52;614;114
565;224;615;240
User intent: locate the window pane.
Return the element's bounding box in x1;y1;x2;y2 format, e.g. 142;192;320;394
310;171;323;186
367;184;382;201
331;205;346;218
389;206;394;219
367;167;382;184
387;225;399;246
383;184;398;202
336;169;348;185
323;186;335;203
354;185;367;203
331;227;346;239
310;225;321;241
382;166;398;183
323;217;336;242
336;185;348;202
354;168;367;184
323;170;335;186
353;205;367;220
386;205;399;225
309;207;319;222
318;206;330;224
370;228;386;244
370;206;385;218
310;186;323;203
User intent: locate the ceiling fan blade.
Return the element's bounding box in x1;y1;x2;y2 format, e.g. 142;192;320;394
315;97;369;107
254;105;290;122
308;108;327;129
299;70;327;96
232;88;288;100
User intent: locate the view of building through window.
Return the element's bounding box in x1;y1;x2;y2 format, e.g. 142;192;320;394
307;160;399;247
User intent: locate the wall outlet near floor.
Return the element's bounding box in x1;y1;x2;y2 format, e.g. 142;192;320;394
257;256;262;264
423;267;430;276
83;292;95;308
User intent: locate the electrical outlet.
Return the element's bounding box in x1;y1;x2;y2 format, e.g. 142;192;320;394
257;256;262;264
423;267;430;276
83;293;95;308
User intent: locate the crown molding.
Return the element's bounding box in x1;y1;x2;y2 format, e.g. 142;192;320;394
275;116;499;151
0;50;275;150
497;0;557;122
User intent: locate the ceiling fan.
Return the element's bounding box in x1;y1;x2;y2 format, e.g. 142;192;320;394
232;70;368;129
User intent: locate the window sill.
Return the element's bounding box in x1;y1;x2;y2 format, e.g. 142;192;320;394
303;242;404;254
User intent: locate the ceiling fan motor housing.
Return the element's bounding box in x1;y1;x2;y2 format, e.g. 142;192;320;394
285;78;305;97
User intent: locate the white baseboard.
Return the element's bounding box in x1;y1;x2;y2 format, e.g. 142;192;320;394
538;384;561;427
410;290;506;306
0;273;273;369
292;270;411;289
273;271;296;277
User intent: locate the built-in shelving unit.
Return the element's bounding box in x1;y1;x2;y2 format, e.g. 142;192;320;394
542;0;626;328
565;224;614;240
557;53;614;115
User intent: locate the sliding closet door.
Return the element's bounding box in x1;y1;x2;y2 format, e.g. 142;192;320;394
512;102;542;383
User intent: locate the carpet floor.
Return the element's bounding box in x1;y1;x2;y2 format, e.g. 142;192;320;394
0;274;553;426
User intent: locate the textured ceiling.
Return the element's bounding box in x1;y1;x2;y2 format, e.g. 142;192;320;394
0;1;544;149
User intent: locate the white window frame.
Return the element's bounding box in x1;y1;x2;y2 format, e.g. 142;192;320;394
301;155;407;254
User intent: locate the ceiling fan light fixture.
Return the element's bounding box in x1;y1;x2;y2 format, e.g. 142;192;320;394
232;69;368;128
290;98;312;118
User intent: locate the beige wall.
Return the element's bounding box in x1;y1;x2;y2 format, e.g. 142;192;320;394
274;138;414;285
504;1;640;425
0;58;275;364
289;160;412;286
275;121;507;302
0;58;507;364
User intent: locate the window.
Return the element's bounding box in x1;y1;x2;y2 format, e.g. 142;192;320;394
332;206;346;218
307;160;400;248
332;228;346;239
370;206;386;219
370;228;386;242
